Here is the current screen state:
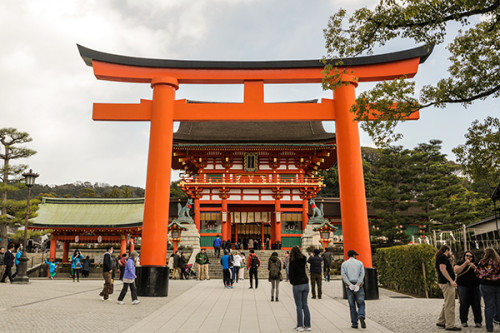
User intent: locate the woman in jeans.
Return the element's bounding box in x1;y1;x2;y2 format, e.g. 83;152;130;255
475;248;500;332
454;251;482;328
289;246;311;332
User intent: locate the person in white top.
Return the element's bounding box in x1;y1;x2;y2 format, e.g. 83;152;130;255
232;252;242;283
341;249;366;329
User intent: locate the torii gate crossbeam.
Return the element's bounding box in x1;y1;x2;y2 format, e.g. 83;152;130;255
78;44;433;297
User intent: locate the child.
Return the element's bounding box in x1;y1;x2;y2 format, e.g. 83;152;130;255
45;258;59;280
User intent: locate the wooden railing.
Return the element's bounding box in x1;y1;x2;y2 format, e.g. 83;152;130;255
179;174;323;186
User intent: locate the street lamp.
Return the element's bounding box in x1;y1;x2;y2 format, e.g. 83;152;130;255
13;169;39;284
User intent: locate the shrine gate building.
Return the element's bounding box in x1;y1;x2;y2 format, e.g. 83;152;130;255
173;120;337;249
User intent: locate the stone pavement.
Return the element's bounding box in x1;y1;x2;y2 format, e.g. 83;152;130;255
0;276;487;333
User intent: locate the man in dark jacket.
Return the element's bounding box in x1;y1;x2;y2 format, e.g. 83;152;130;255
1;243;15;283
322;248;333;282
0;246;5;279
307;248;323;299
99;245;114;301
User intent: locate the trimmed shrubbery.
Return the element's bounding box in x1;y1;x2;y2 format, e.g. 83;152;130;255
376;244;440;297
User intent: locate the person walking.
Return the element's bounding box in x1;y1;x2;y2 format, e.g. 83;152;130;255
179;252;188;280
341;249;366;329
172;251;181;279
99;245;114;301
322;248;333;282
268;251;282;302
71;249;84;282
221;250;232;288
248;238;254;250
118;253;127;280
1;243;15;283
11;246;22;279
289;246;311;331
247;249;261;289
435;245;461;331
307;249;323;299
475;247;500;332
213;235;222;258
0;246;5;279
82;256;91;278
232;251;242;283
195;248;210;280
45;258;59;280
239;252;246;280
454;251;482;328
116;250;140;305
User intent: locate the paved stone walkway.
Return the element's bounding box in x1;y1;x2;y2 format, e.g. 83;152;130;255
0;276;487;332
125;279;390;333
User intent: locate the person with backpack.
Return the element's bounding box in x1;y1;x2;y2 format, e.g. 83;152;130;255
247;249;261;289
268;251;282;301
213;235;222;258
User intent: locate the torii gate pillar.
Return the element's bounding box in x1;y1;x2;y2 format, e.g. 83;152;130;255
135;77;178;297
335;82;378;299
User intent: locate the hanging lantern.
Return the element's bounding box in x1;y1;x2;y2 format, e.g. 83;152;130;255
75;235;79;243
98;235;102;243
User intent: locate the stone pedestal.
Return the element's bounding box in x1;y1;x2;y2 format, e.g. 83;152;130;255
342;267;379;300
136;266;169;297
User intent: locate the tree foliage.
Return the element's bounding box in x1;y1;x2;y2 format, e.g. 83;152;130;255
323;0;500;145
452;116;500;193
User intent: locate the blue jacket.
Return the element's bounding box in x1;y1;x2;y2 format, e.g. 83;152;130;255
71;254;84;269
220;255;230;270
15;250;22;266
45;259;59;273
213;238;222;248
123;258;136;280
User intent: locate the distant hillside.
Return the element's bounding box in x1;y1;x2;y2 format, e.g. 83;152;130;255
8;181;146;200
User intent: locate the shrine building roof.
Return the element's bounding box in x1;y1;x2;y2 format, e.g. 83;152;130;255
32;197;145;229
174;120;336;144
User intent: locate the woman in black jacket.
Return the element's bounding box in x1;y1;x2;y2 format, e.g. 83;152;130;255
289;246;311;331
454;251;482;328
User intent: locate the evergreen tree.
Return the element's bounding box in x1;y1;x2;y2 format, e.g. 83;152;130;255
0;128;36;248
369;146;413;245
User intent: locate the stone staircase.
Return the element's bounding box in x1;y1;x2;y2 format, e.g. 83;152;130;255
203;250;289;280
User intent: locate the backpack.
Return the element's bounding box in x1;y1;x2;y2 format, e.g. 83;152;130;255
251;255;260;269
269;259;280;279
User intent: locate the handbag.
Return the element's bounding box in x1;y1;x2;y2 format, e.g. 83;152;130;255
109;278;114;294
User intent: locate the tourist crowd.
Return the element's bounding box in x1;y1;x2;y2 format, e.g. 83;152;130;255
436;245;500;332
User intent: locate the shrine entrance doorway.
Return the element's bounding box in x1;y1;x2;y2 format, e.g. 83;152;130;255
231;223;272;249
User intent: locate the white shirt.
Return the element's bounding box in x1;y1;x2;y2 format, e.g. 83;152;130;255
233;254;242;267
341;257;365;286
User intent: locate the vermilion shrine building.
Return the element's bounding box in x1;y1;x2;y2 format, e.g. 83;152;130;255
173;120;337;249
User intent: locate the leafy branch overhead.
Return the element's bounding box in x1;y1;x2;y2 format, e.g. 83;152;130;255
323;0;500;146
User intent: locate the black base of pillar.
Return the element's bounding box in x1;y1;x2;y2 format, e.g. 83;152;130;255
136;266;169;297
342;267;379;300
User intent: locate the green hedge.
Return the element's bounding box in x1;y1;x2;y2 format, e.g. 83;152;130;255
376;244;440;297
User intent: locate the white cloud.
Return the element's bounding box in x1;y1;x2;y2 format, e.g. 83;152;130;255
0;0;497;188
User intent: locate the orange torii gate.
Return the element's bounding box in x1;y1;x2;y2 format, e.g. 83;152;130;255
78;44;432;296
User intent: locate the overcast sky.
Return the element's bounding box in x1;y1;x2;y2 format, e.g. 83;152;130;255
1;1;497;188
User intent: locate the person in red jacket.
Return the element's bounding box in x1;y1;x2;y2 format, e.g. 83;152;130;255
247;250;261;289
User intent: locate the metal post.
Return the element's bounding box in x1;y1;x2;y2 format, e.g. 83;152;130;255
463;224;467;252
